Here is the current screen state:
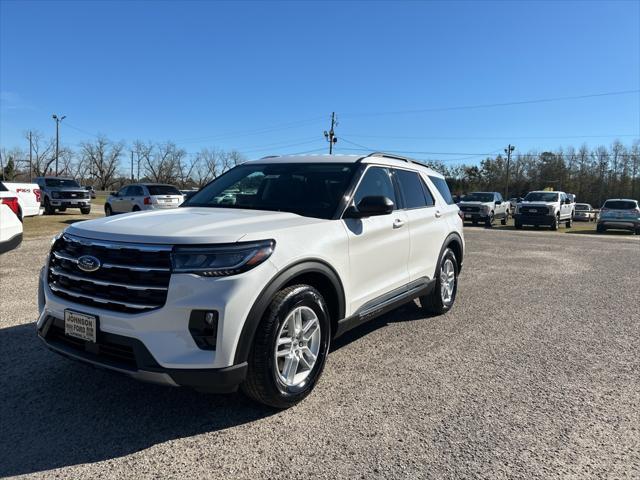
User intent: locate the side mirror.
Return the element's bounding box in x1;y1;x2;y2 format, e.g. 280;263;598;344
564;198;571;204
345;196;394;218
495;200;502;205
110;191;118;196
517;198;523;202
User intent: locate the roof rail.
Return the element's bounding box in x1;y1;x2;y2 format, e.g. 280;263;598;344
364;151;426;167
260;155;280;160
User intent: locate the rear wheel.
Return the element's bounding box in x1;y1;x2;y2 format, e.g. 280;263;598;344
132;206;141;212
241;285;331;409
80;206;91;215
420;248;458;315
104;204;113;216
566;216;573;228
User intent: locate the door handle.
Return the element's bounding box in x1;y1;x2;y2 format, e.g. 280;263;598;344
435;210;442;218
393;218;405;228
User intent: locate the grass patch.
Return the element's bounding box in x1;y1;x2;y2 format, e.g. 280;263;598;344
466;217;635;236
22;195;107;240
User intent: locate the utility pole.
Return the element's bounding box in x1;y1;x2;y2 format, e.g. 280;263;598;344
131;150;134;181
504;144;515;198
136;151;140;181
324;112;338;154
52;114;66;176
29;131;33;182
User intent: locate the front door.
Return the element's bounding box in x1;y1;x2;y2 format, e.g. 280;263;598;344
343;166;410;312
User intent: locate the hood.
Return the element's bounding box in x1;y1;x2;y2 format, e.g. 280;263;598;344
48;187;86;193
458;201;491;206
519;201;555;207
66;207;328;244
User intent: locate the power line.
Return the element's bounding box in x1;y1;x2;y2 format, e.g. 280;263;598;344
341;89;640;118
339;133;639;141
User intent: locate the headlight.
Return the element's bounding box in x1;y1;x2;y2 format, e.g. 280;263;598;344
51;191;60;199
482;205;490;212
171;240;275;276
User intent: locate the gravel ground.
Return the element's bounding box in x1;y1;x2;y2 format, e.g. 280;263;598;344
0;229;638;479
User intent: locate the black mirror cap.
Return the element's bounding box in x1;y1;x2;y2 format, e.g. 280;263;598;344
110;191;118;196
347;196;394;218
495;200;502;205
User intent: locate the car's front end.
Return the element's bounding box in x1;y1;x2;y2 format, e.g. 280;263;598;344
514;203;556;226
48;188;91;210
458;202;492;222
37;227;279;392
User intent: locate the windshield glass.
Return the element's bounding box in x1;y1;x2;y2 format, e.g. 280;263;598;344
575;204;591;211
462;192;494;202
603;200;637;210
147;185;181;195
45;178;80;188
184;163;357;219
524;192;558;202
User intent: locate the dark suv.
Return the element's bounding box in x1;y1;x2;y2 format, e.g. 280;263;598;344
35;177;91;215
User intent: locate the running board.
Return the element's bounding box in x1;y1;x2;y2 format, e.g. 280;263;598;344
335;277;435;337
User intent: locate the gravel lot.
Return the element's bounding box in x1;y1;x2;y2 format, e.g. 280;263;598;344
1;228;638;479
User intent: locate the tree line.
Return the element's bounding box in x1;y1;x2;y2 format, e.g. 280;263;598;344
426;140;639;207
0;131;246;190
1;132;638;207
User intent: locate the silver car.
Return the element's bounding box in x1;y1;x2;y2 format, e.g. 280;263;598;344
574;203;596;222
105;183;184;216
597;199;640;234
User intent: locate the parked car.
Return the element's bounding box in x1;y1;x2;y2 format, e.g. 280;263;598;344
37;152;464;408
508;197;522;214
514;191;574;230
573;203;597;222
180;189;199;202
84;185;97;199
0;183;23;254
1;181;42;217
597;199;640;234
104;183;184;215
35;176;91;215
457;191;509;227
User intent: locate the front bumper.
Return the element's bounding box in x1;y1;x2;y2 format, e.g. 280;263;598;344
50;198;90;207
514;213;555;226
461;212;489;221
37;315;247;392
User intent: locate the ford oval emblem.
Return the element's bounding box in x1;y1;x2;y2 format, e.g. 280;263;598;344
77;255;101;273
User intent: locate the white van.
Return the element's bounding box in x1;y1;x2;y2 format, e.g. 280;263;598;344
1;182;43;217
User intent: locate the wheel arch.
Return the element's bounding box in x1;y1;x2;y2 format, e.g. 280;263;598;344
438;232;464;273
233;259;346;365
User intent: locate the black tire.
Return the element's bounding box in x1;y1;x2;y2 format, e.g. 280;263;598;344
58;206;67;212
501;213;508;226
241;285;331;409
551;215;560;231
566;216;572;228
420;248;459;316
80;206;91;215
515;219;523;230
485;213;494;228
597;224;606;233
132;206;141;212
43;197;55;215
104;204;113;216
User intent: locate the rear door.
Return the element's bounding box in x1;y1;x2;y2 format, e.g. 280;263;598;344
129;185;145;210
394;168;447;282
343;166;410;311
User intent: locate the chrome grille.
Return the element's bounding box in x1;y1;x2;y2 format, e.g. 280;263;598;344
520;206;549;216
461;206;480;212
48;233;172;313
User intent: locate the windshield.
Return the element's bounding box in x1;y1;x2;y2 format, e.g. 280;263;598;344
575;204;591;211
45;178;80;188
603;200;637;210
185;163;357;219
524;192;558;202
462;192;494;202
147;185;181;195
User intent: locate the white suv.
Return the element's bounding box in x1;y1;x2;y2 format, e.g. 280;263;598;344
37;153;464;408
105;183;184;215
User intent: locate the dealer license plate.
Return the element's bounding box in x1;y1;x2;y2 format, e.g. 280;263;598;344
465;214;471;218
64;310;97;343
529;209;537;212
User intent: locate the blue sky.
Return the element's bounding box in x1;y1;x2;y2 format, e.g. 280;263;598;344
1;0;638;164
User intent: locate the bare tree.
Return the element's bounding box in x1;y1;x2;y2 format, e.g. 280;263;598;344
143;142;185;184
24;130;55;176
81;137;124;190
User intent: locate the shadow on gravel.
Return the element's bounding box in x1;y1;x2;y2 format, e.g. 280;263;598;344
0;323;277;477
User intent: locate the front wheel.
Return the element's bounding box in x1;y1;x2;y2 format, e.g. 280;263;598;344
80;206;91;215
485;213;494;228
420;248;458;315
104;204;113;216
597;224;606;233
241;285;331;409
43;197;55;215
501;213;508;226
551;215;560;231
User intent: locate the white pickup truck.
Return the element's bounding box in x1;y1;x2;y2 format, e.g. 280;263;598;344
1;181;43;217
514;191;574;230
457;191;509;227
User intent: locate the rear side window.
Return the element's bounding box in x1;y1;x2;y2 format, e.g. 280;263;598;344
603;200;638;210
395;169;432;209
428;176;454;205
148;185;181;195
0;182;7;192
131;186;144;196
